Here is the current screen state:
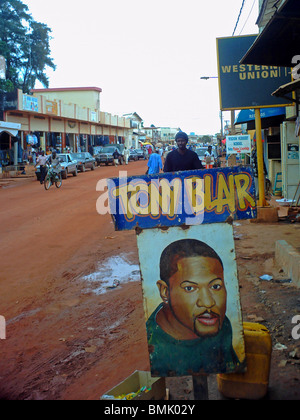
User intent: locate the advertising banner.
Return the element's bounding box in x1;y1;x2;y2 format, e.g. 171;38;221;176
137;223;246;376
217;35;292;110
45;100;58;115
105;167;256;378
23;94;38;112
105;167;256;231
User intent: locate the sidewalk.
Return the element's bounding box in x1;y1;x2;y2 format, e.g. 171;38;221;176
0;165;36;188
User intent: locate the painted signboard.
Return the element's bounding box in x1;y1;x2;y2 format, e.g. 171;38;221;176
136;223;246;376
90;111;98;122
216;35;292;110
226;135;251;155
45;100;58;115
105;167;256;231
23;94;38;112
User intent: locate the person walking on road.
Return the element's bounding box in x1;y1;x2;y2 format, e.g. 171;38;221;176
31;147;37;166
124;147;130;165
113;149;120;167
164;132;203;173
204;145;214;169
147;149;163;175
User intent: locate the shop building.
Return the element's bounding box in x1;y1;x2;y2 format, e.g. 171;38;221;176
0;87;131;165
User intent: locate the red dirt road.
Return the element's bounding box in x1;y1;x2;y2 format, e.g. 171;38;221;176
0;160;299;400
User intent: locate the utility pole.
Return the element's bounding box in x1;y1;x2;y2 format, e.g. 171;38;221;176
200;76;223;138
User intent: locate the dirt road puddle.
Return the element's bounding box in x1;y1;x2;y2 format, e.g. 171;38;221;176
81;255;140;295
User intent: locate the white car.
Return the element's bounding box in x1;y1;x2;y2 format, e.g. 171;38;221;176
195;147;220;167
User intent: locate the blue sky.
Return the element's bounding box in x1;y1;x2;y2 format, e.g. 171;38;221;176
22;0;259;135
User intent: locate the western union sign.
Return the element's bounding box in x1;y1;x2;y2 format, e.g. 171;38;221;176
217;35;292;110
221;64;281;81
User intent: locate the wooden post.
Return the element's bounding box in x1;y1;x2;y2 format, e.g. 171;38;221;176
192;375;209;400
255;109;267;207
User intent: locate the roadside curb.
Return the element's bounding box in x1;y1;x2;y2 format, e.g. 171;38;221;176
275;240;300;287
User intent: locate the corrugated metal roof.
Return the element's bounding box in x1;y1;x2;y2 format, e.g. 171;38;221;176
256;1;287;30
241;0;300;67
272;79;300;97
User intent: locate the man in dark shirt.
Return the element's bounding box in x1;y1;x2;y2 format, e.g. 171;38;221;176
164;132;203;172
112;149;120;167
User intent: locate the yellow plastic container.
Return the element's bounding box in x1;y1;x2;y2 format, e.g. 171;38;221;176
217;322;272;400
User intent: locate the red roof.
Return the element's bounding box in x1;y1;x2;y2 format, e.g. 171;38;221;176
31;86;102;93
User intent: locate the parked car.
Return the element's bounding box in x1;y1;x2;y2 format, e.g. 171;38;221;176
94;147;103;166
195;147;220;168
70;152;96;172
93;146;103;156
95;146;123;166
57;153;78;179
129;149;139;161
135;149;147;160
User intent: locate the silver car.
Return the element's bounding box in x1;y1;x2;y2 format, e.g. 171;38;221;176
70;152;96;172
57;153;78;179
195;147;220;168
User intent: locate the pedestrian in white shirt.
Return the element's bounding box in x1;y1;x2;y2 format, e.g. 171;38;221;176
35;151;49;184
124;147;130;165
204;145;214;169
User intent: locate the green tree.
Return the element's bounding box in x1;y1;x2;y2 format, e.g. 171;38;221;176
201;135;212;144
0;0;55;93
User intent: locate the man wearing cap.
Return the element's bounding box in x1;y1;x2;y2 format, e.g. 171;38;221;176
164;132;203;173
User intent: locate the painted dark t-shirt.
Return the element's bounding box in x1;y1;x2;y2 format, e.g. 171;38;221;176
146;303;244;377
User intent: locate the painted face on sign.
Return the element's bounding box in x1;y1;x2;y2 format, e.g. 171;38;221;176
157;256;227;340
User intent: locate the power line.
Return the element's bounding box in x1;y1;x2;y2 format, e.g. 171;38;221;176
232;0;246;36
239;0;257;35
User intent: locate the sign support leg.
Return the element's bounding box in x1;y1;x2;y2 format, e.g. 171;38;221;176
192;375;209;400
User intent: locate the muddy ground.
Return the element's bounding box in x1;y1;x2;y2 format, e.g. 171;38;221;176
0;160;299;400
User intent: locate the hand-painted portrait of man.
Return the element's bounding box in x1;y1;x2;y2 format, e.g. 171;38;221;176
137;225;246;377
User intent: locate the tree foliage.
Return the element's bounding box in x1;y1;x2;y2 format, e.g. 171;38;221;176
201;135;213;143
0;0;55;93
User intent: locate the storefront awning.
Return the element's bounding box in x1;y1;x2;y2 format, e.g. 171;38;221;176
0;121;21;137
240;0;300;68
235;107;286;130
272;79;300;103
235;107;286;125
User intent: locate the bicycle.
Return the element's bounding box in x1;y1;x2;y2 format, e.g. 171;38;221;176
44;164;63;190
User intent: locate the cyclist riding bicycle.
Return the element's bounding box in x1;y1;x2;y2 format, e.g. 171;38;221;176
49;151;62;176
43;151;63;190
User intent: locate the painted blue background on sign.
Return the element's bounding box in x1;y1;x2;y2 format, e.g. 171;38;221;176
108;166;257;231
217;35;292;110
